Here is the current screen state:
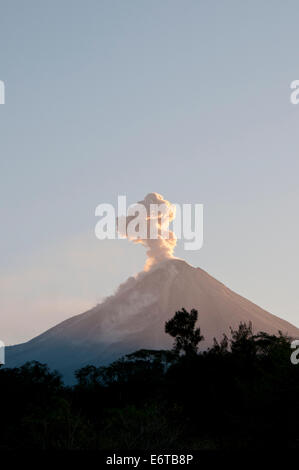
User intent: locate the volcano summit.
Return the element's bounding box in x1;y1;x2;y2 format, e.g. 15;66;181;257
6;258;299;383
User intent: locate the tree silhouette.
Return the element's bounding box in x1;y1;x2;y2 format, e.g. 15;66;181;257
210;333;229;355
165;308;204;356
230;321;256;357
1;314;298;450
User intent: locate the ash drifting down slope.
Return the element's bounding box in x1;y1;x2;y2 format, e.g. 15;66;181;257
6;259;299;382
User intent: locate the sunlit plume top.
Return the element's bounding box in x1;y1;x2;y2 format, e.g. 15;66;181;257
117;193;177;271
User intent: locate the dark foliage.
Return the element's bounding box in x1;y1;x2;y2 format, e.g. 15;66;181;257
1;312;299;450
165;308;204;356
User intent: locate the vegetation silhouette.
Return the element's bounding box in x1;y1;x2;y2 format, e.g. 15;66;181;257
1;308;298;450
165;308;204;356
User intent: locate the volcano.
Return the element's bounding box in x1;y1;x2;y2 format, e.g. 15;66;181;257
5;259;299;382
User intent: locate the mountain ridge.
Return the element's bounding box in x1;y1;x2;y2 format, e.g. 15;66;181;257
6;259;299;382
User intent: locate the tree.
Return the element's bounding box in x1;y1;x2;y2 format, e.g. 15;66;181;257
75;365;101;387
165;308;204;356
210;333;229;355
230;321;256;357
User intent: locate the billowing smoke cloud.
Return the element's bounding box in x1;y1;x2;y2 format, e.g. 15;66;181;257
118;193;177;271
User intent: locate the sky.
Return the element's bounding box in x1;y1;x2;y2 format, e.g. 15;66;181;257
0;0;299;345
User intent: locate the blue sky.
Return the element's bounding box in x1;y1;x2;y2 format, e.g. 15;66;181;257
1;0;299;344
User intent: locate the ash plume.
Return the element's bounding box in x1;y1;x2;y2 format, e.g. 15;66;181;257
118;193;177;271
